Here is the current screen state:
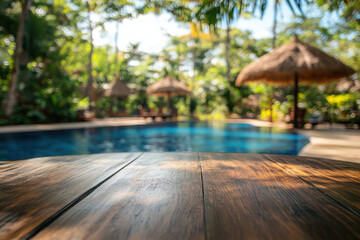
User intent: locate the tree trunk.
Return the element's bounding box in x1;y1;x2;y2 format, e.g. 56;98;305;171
189;39;196;117
114;21;119;76
2;0;32;117
85;1;94;110
294;72;299;129
269;0;278;122
225;21;234;114
225;22;231;82
269;93;273;122
272;0;278;49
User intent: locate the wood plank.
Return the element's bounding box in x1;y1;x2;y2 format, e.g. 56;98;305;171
265;154;360;215
33;152;205;240
0;153;141;240
199;152;360;240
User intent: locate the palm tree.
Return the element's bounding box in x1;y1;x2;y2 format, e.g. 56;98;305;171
196;0;306;80
269;0;279;122
269;0;304;122
85;1;95;110
103;0;133;78
2;0;32;117
181;22;213;116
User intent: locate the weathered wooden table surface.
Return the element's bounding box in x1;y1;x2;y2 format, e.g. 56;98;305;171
0;152;359;240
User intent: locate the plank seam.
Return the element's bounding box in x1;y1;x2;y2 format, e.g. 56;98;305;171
262;154;360;219
197;152;208;240
26;152;144;239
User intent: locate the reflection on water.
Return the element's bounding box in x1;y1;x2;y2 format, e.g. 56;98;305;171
0;122;309;161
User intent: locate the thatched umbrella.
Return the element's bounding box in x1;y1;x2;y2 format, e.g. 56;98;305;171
236;36;355;128
147;75;190;96
104;76;131;99
103;76;131;116
78;83;104;102
147;75;191;108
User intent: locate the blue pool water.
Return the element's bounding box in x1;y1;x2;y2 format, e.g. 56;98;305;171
0;121;309;161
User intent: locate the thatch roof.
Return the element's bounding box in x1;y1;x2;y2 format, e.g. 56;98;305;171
104;76;131;98
146;75;191;96
78;83;104;101
236;36;355;86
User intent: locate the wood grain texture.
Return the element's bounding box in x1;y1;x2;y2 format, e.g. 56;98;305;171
0;152;141;240
265;154;360;215
33;152;205;240
199;152;360;240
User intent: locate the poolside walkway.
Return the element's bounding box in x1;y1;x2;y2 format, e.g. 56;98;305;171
296;129;360;164
228;119;360;163
1;117;359;163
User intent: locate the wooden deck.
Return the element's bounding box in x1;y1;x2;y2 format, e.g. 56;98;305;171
0;152;359;239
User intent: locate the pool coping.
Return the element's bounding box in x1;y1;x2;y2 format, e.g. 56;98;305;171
0;118;152;134
0;118;293;134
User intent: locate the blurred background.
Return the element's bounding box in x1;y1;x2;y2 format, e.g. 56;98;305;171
0;0;359;127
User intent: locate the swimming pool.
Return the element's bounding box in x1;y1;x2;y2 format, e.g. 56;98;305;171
0;121;309;161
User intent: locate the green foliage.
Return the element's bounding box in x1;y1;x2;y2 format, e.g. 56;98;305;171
195;0;307;29
1;0;80;124
326;93;357;108
0;0;358;125
326;93;360;124
139;0;192;22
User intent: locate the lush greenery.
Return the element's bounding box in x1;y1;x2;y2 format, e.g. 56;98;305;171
0;0;359;125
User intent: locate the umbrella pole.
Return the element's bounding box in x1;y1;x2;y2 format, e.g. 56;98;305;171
167;92;171;110
294;72;299;129
269;86;273;122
